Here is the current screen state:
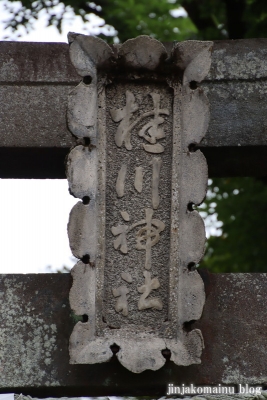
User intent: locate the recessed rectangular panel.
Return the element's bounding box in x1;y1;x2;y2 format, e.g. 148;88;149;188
104;83;173;333
67;34;212;373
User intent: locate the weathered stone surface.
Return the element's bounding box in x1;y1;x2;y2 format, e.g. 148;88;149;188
202;79;267;148
0;274;69;391
182;87;210;149
3;40;267;84
0;41;79;83
67;35;209;372
69;324;113;364
207;38;267;81
116;337;166;373
180;151;208;272
3;38;267;390
104;82;173;331
0;85;76;148
67;201;97;262
1;78;265;152
68;33;113;77
66;145;97;199
118;36;167;70
181;151;208;206
2;41;267;180
179;211;206;266
67;82;98;140
69;261;95;319
172;40;213;84
178;138;206;352
178;269;205;327
166;329;204;366
1;273;267;395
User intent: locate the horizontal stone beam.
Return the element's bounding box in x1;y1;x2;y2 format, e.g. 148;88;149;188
0;272;266;396
1;40;267;177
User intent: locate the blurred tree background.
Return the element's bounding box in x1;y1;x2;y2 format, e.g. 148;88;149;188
3;0;267;272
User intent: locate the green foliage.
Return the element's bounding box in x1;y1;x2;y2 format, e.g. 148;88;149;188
181;0;228;40
244;0;267;38
3;0;197;42
5;0;267;42
200;178;267;272
93;0;197;42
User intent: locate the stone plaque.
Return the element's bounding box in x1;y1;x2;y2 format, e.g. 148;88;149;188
67;34;212;373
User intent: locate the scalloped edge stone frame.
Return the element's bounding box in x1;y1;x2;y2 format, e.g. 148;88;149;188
66;33;213;373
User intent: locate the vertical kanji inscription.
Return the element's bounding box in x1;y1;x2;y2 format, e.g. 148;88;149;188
105;83;173;331
68;34;211;372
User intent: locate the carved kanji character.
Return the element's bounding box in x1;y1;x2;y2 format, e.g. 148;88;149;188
111;209;165;268
112;285;130;316
151;157;162;209
110;91;169;152
110;90;139;151
132;208;165;270
138;93;169;154
115;158;162;207
111;224;129;254
116;164;127;197
134;166;144;193
137;271;163;311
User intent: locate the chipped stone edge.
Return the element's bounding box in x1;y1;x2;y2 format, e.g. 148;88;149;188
117;35;168;70
175;41;212;364
66;34;212;372
172;40;213;85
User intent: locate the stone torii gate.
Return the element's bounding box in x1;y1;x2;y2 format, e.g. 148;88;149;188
0;38;267;396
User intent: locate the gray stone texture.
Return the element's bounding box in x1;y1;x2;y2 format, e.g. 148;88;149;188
68;32;113;77
67;82;98;140
67;200;97;262
116;337;166;373
69;261;95;320
104;82;173;332
67;34;210;372
66;145;97;199
0;37;267;392
69;324;113;364
0;84;75;148
1;273;267;393
118;35;167;70
182;86;210;149
172;40;213;84
1;39;267;152
166;329;204;366
202;79;267;148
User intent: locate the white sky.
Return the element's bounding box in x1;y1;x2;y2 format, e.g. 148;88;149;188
0;1;217;273
0;179;78;273
0;1;116;41
0;1;106;273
